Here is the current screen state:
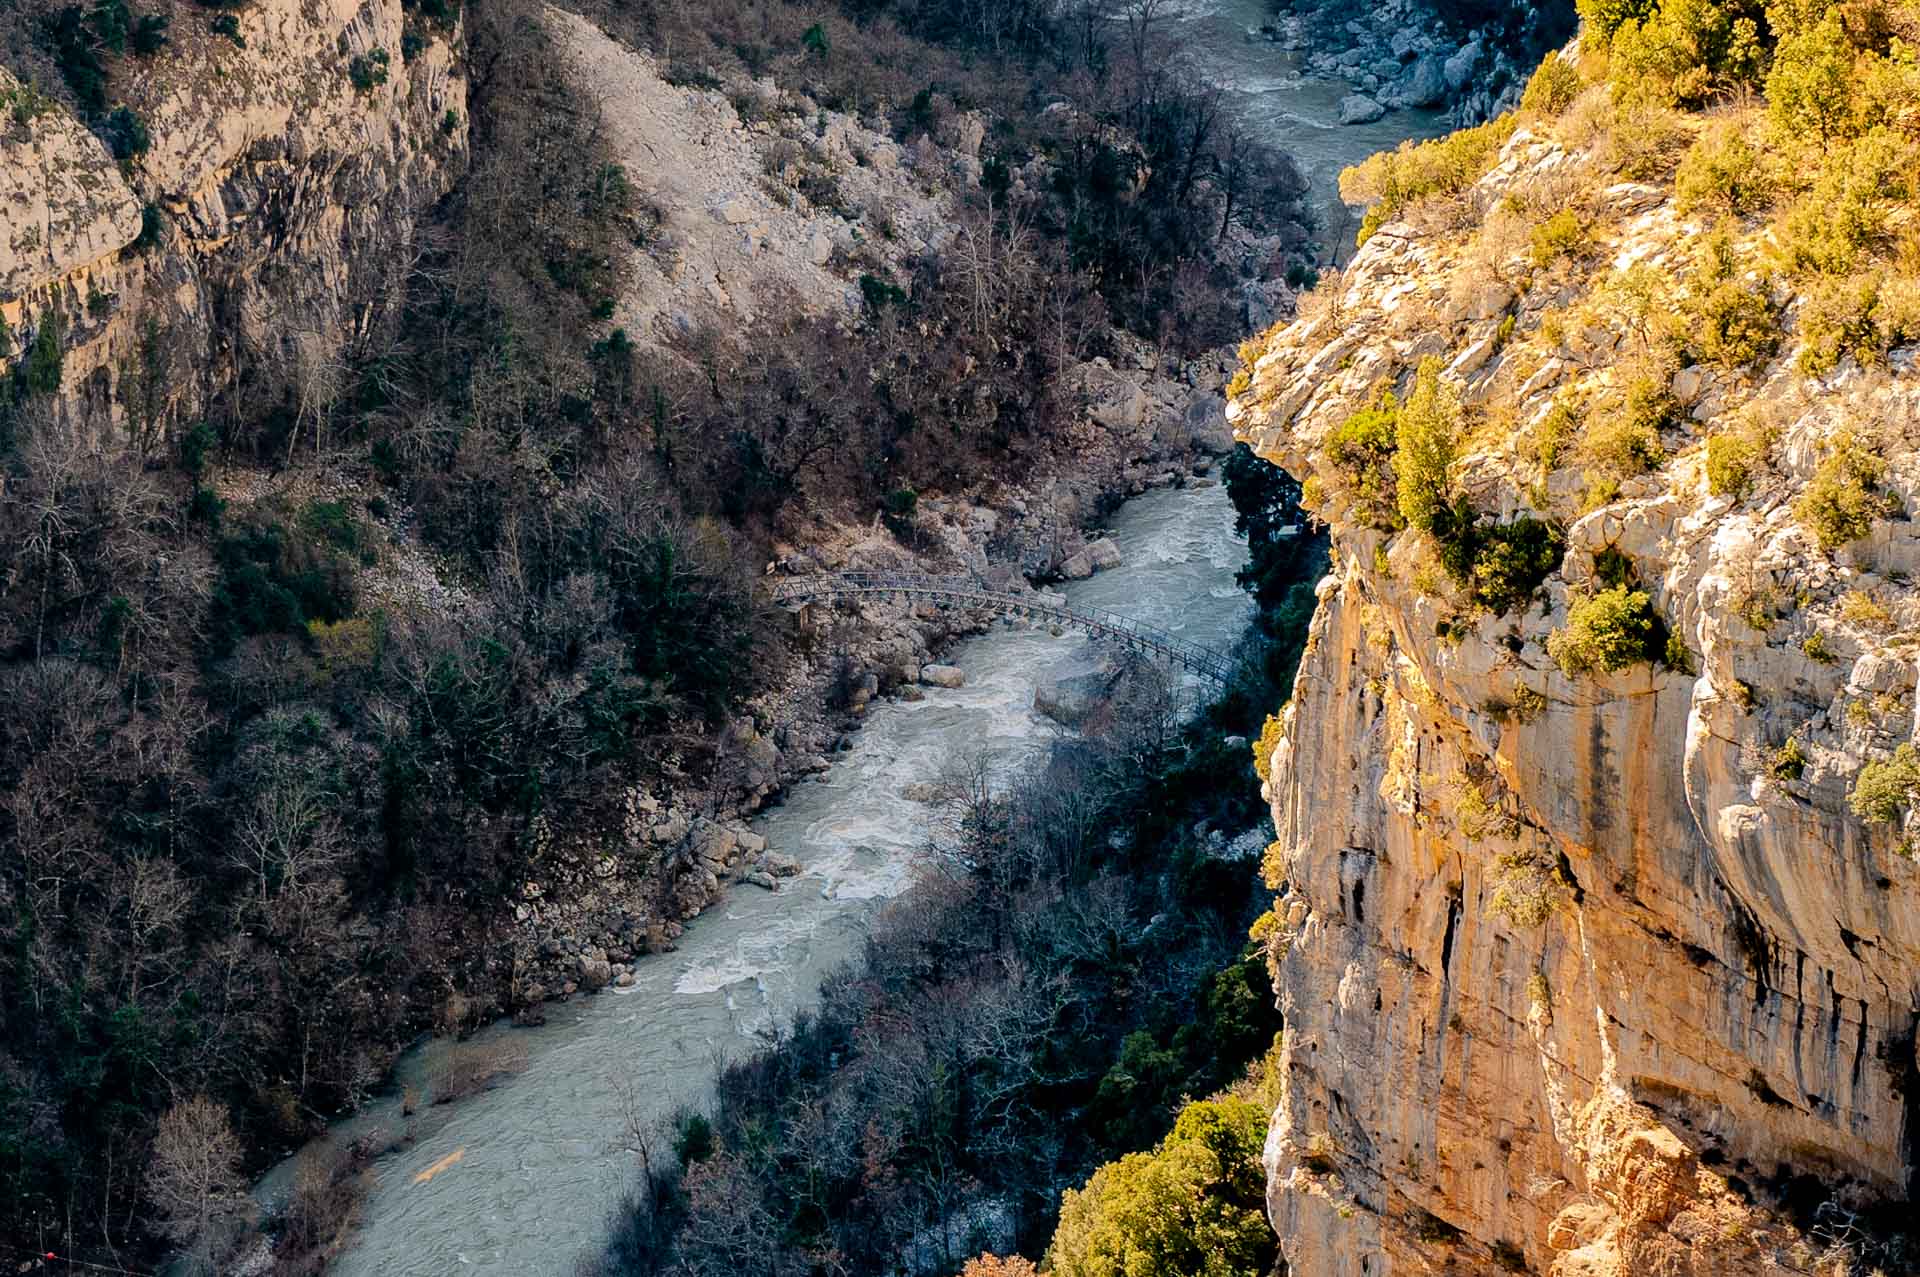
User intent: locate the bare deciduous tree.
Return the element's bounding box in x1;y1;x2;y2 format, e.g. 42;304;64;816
230;771;345;916
145;1095;246;1266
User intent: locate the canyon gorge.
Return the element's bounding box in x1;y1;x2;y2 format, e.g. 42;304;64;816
5;0;1917;1271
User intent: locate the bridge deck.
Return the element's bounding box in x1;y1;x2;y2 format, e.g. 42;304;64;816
768;571;1234;685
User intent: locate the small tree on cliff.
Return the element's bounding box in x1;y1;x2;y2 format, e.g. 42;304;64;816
1393;356;1460;538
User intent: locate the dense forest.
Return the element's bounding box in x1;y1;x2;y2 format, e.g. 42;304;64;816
0;0;1312;1269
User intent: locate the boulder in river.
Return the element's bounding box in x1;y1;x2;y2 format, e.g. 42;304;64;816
1034;672;1108;726
920;664;966;689
1186;391;1234;453
1086;537;1123;570
577;952;612;989
1338;94;1386;125
1444;40;1483;90
1401;54;1448;106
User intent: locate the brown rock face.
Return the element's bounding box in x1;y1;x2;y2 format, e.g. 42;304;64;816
1231;125;1918;1276
1;0;467;444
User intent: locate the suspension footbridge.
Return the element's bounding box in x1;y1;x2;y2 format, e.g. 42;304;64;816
768;571;1236;685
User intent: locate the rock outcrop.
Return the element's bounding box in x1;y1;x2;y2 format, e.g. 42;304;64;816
1231;115;1919;1275
1;0;467;445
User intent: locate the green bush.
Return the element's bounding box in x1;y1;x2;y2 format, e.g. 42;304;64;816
207;519;359;653
1689;276;1779;370
1773;128;1917;275
1766;15;1857;144
1531;400;1578;472
48;5;108;113
1796;430;1889;550
179;421;219;476
1487;850;1563;926
858;273;906;309
1796;271;1920;376
1340;117;1519;246
1663;630;1696;673
300;499;368;558
211;11;243;44
1675;121;1773;216
1324;386;1402;529
1521;53;1583;117
1606;101;1691;179
1850;744;1920;823
1393;357;1458;535
1529;209;1589;267
1704;429;1763;496
1583;377;1674;478
1576;0;1655;40
132;11;169;52
349;47;390;91
672;1113;714;1164
131;201;165;251
1609;0;1764;107
1465;517;1566;615
101;106;150;159
1548;584;1663;675
1049;1096;1276;1277
18;312;64;397
1252;713;1284;786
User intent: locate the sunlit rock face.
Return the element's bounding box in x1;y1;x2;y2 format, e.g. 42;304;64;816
1231;116;1920;1277
2;0;467;444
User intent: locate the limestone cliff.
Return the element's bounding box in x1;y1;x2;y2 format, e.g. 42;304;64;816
1230;88;1920;1277
1;0;466;443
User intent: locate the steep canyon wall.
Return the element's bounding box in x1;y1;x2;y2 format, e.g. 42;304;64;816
1232;101;1920;1277
2;0;467;443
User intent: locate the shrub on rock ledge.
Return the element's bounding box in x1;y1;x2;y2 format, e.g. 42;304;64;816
1850;744;1920;825
1324;386;1402;530
1464;517;1565;616
1797;430;1891;550
1548;584;1662;675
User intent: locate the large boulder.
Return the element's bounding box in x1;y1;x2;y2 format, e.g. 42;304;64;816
1444;40;1484;90
577;951;613;989
1338;94;1387;125
919;664;967;689
1402;54;1449;107
690;819;739;868
1186;392;1235;453
1034;672;1108;726
1086;537;1123;570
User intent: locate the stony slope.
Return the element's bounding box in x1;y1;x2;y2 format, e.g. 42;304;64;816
1230;71;1920;1277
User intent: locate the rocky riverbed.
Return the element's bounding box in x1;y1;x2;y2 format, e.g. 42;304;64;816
1246;0;1575;127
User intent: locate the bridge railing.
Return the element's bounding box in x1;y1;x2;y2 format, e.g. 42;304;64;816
767;572;1235;684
